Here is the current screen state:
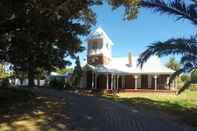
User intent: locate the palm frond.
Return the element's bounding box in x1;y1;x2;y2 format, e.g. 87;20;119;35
138;37;197;68
141;0;197;25
180;54;197;66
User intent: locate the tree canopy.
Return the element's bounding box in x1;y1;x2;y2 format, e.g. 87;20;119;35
0;0;140;87
0;0;102;87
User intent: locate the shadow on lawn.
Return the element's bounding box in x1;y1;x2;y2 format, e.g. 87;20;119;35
0;88;72;131
108;96;197;127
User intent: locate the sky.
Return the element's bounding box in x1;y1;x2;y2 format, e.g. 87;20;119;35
71;3;197;67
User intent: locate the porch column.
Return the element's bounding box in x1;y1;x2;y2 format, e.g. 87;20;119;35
106;74;109;90
117;75;119;90
166;76;170;90
134;75;138;90
114;75;117;90
95;73;98;89
111;74;113;90
138;75;141;88
154;75;158;91
92;72;94;89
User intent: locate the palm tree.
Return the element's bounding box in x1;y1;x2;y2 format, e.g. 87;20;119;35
138;0;197;94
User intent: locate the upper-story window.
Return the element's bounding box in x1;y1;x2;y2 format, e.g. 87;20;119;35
92;41;97;50
106;43;109;49
91;39;103;50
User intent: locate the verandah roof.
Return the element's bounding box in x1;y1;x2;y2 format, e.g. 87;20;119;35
82;64;127;75
83;63;174;75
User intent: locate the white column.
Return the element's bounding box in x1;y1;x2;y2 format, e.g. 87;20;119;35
134;75;138;90
92;72;94;89
111;74;113;90
106;74;109;90
154;75;158;91
117;75;119;90
166;76;170;90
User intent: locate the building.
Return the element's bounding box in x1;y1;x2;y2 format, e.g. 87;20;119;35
80;27;176;91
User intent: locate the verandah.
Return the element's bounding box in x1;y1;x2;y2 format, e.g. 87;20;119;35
89;72;177;91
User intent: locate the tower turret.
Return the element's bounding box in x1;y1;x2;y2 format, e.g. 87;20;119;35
87;27;113;65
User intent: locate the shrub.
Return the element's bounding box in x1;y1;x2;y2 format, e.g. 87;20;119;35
0;78;10;88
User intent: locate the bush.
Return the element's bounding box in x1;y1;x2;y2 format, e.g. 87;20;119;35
0;78;10;88
49;79;65;90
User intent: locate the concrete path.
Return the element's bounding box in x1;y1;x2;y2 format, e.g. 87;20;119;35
66;92;197;131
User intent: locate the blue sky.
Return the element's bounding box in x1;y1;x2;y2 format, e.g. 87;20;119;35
72;3;197;67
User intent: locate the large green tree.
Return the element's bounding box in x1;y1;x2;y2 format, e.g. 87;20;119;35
0;0;101;88
0;0;141;88
137;0;197;94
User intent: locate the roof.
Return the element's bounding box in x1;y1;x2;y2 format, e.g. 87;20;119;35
87;27;113;45
83;56;175;75
107;56;175;74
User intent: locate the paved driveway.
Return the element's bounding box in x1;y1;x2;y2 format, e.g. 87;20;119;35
66;92;197;131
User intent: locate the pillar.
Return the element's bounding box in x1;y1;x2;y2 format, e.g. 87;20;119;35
134;75;138;90
154;75;158;91
92;72;94;89
106;74;109;90
166;76;170;90
114;75;117;90
111;74;113;90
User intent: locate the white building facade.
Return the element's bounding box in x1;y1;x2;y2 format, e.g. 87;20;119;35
81;27;176;91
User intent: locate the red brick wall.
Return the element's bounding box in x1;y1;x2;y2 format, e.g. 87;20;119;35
87;55;111;65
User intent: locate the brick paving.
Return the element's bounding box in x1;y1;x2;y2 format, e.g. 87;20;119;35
67;93;197;131
29;89;197;131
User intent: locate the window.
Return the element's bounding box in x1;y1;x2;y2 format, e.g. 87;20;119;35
106;43;109;49
92;43;97;50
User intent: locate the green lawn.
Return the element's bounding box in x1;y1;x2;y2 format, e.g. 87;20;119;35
104;91;197;127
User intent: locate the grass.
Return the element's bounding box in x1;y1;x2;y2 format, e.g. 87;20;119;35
103;91;197;127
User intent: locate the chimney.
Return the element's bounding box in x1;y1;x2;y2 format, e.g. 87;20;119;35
128;52;132;67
